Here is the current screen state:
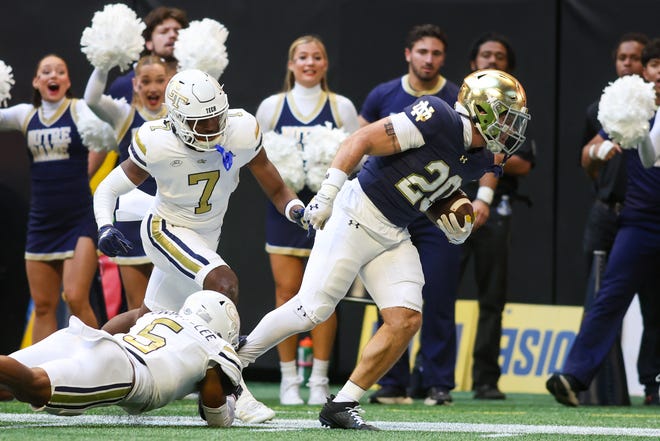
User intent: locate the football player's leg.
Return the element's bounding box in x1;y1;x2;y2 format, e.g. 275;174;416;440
62;236;99;329
349;240;424;392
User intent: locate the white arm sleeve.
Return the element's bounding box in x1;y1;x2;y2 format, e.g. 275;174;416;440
84;68;128;129
335;95;360;134
202;395;235;427
390;112;425;152
0;104;33;131
93;166;138;227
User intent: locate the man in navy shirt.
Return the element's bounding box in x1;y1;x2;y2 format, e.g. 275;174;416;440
239;69;530;429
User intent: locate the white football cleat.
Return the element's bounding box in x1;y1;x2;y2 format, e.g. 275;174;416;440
235;382;275;423
307;376;330;405
280;375;304;405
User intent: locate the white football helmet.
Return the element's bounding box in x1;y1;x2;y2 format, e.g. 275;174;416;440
165;69;229;151
179;290;240;348
457;69;530;155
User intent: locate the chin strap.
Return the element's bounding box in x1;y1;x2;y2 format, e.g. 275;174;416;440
215;144;234;171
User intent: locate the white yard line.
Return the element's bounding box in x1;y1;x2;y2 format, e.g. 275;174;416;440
0;413;659;437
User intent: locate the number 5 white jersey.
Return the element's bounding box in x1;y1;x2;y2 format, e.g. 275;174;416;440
129;109;262;235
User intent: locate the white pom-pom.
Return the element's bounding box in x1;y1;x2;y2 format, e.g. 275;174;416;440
598;74;658;149
174;19;229;80
263;131;305;192
302;123;349;191
0;60;15;107
78;114;117;152
80;4;146;72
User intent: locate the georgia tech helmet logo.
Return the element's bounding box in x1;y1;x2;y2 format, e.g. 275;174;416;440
167;87;190;109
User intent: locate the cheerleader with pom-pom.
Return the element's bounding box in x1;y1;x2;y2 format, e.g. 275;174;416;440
84;55;170;310
255;35;359;406
0;55;117;342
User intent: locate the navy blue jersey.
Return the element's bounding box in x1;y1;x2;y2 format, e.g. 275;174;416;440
621;149;660;225
117;107;160;196
358;96;493;227
360;75;459;123
108;70;135;103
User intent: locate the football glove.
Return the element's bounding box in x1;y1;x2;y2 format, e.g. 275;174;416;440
437;212;473;245
304;183;339;230
284;199;309;231
98;224;133;257
291;207;309;230
303;168;347;230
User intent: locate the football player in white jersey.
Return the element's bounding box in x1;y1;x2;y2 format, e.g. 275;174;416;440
94;69;306;424
0;291;242;427
94;69;306;330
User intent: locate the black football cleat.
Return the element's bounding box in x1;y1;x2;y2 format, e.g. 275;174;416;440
319;395;379;430
546;373;580;407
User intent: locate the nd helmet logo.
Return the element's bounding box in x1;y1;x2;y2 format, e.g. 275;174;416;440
167;87;190;109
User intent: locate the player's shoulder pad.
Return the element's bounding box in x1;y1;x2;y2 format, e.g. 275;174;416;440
224;108;262;151
133;118;174;156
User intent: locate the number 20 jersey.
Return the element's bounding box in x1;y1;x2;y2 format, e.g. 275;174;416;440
358;95;493;227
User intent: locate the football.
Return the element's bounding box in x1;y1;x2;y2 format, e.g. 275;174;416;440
425;190;474;229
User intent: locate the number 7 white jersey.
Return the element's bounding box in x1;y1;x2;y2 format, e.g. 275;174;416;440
129;109;262;233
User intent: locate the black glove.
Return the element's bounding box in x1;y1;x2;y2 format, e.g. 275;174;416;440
98;225;133;257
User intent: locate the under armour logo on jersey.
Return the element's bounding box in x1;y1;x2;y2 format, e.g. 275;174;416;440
197;159;207;164
410;100;435;122
348;219;360;229
460;155;467;164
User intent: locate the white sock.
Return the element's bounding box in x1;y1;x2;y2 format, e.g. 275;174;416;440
310;358;329;380
334;380;365;403
238;296;315;366
280;360;297;379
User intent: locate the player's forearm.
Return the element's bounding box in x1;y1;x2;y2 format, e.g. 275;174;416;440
93;165;137;226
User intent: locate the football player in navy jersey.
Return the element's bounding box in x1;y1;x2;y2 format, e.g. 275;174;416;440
547;38;660;407
239;69;530;429
359;24;462;406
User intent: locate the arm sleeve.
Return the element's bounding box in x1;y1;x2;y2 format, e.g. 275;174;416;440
93;165;138;227
336;95;360;134
84;68;128;129
0;104;33;131
390;112;424;152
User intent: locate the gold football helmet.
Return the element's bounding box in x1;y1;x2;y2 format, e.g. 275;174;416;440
457;69;530;154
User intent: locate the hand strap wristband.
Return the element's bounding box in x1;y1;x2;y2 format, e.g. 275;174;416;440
284;198;305;223
323;167;348;189
476;186;494;206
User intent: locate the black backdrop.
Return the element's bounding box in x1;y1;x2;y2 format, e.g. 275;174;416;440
0;0;658;379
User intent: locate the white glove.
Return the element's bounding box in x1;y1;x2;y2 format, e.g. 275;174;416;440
437;212;473;244
303;168;347;230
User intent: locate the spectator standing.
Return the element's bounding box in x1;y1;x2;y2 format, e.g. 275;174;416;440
460;33;535;400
